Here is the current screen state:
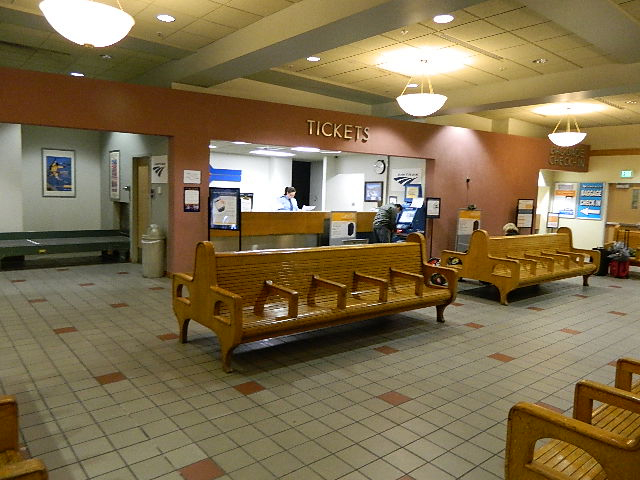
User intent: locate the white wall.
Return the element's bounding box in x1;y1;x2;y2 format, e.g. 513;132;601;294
22;126;102;231
0;124;23;232
210;152;292;211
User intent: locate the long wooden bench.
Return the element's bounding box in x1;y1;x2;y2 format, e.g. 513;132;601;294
505;357;640;479
0;396;48;480
0;230;129;268
606;225;640;267
440;227;599;305
172;233;458;372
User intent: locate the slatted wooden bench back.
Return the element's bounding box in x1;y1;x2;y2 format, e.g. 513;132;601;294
488;232;570;258
213;241;424;306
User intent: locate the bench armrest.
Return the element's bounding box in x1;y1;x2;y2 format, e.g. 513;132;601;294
506;402;635;480
254;280;299;318
540;252;570;268
574;380;640;423
556;250;586;266
616;357;640;390
487;256;521;279
0;458;48;480
389;268;424;296
0;396;18;452
209;285;243;328
524;253;555;271
353;272;388;302
440;250;466;268
172;272;194;298
506;255;537;274
308;275;347;309
423;264;458;294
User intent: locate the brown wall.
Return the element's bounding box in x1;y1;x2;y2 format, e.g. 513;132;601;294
0;67;580;272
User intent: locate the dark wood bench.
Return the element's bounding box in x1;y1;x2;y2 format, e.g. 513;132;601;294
0;396;48;480
505;358;640;479
0;230;129;268
172;233;458;372
440;227;599;305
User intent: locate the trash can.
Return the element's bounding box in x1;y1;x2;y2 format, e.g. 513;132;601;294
592;247;610;276
141;224;165;278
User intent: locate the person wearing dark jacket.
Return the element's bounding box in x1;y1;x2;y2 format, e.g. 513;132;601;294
372;203;402;243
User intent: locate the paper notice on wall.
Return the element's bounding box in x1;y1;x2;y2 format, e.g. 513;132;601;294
553;183;578;218
183;169;201;184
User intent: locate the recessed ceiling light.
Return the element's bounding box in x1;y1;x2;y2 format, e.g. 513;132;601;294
379;48;468;76
433;14;454;24
100;54;112;60
291;147;320;152
532;58;548;64
232;141;249;144
532;102;604;115
70;72;84;77
250;150;295;157
320;150;341;154
625;100;638;104
306;56;321;62
156;14;175;23
407;83;418;88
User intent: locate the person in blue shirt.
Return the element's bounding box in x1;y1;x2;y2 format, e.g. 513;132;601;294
277;186;299;211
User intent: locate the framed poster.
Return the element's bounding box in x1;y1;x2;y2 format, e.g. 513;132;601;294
388;195;397;204
516;198;534;228
109;150;120;200
184;187;200;212
576;182;603;220
42;148;75;197
426;197;441;218
547;212;559;229
553;182;578;218
240;193;253;212
364;181;383;202
209;187;240;230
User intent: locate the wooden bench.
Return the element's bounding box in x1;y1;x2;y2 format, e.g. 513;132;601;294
0;396;48;480
606;225;640;267
440;227;599;305
505;357;640;479
172;233;458;372
0;230;129;268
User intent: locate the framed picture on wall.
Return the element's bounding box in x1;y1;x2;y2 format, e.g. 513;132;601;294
404;184;422;200
42;148;75;197
388;195;397;204
109;150;120;201
364;181;383;202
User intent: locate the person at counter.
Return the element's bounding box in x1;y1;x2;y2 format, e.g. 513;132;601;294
372;203;403;243
277;186;299;211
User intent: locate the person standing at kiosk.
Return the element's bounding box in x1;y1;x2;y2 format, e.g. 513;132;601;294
372;203;403;243
277;187;299;211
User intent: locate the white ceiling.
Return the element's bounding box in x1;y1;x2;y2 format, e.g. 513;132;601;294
2;0;640;130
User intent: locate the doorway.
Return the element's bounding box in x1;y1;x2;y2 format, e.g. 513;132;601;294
131;156;151;262
292;160;311;207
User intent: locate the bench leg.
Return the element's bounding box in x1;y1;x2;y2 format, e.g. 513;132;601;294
499;288;509;306
220;344;237;373
436;304;446;323
582;274;590;286
178;318;191;343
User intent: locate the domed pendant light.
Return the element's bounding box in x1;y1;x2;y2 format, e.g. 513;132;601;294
396;74;447;117
548;114;587;147
39;0;135;48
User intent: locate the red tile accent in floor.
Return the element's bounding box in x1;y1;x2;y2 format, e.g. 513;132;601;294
79;283;95;287
609;311;627;316
117;271;129;275
452;302;464;307
608;285;622;288
157;333;179;341
28;298;47;303
527;306;544;311
10;279;25;283
489;353;515;362
374;346;399;355
465;322;484;329
149;286;164;290
560;328;581;335
95;372;126;385
234;381;265;395
53;327;77;334
180;459;225;480
110;303;129;308
378;391;412;406
574;294;588;298
535;402;564;414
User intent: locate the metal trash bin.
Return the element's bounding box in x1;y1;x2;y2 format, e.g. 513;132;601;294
141;224;165;278
592;247;610;276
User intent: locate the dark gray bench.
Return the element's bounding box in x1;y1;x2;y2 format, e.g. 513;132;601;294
0;230;130;267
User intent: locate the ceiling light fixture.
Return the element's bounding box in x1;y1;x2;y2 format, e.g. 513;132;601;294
548;107;586;147
156;14;175;23
291;147;320;152
433;14;454;24
396;59;447;117
70;72;85;77
306;56;320;62
39;0;135;48
250;150;295;157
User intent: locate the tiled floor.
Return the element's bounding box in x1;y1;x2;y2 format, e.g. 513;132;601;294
1;258;639;480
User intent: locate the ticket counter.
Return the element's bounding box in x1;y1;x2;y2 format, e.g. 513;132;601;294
210;211;376;251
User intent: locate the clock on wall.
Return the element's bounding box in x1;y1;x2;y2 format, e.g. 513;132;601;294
374;159;386;174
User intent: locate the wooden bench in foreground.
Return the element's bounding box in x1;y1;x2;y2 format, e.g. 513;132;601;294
172;233;458;372
0;396;48;480
505;357;640;479
440;227;600;305
0;230;129;268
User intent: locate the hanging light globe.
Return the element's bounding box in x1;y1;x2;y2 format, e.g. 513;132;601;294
396;92;448;117
40;0;135;48
548;131;587;147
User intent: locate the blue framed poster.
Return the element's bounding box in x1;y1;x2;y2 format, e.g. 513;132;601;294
576;182;603;220
42;148;75;197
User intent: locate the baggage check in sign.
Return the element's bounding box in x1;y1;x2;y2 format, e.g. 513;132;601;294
576;182;603;220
